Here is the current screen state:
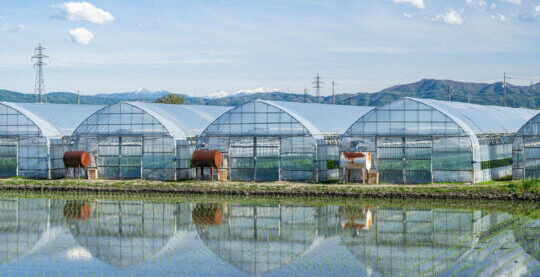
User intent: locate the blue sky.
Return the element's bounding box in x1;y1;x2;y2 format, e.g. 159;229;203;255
0;0;539;96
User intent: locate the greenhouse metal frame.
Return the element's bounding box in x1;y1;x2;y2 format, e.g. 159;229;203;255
512;112;540;179
70;102;231;180
0;102;104;179
196;100;373;182
341;97;538;184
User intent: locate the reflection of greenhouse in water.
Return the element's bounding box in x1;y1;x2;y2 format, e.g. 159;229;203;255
193;203;341;275
0;197;537;276
0;198;53;263
340;207;512;277
69;200;192;268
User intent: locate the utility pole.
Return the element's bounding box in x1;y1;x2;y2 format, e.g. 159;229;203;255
303;87;307;103
312;74;323;103
31;44;48;103
332;81;335;105
503;72;507;107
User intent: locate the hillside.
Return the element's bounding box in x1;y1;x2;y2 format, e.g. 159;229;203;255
1;79;539;108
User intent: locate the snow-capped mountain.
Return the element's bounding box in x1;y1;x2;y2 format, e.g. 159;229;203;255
95;87;171;100
206;87;283;98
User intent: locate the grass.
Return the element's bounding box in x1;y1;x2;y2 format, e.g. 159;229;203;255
0;177;538;202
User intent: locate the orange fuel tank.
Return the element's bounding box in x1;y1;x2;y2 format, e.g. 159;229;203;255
192;150;222;169
63;151;91;168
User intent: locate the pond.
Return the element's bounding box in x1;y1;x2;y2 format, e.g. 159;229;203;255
0;192;537;276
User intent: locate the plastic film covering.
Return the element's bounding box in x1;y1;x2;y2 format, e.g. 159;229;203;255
71;102;231;180
513;112;540;179
341;98;537;183
198;100;372;182
0;102;104;179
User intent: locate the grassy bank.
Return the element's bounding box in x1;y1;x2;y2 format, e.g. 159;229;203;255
0;177;538;201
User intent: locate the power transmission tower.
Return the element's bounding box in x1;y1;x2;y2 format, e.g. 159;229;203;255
312;74;323;103
331;81;335;105
77;90;80;105
31;44;48;103
304;87;308;103
503;72;507;107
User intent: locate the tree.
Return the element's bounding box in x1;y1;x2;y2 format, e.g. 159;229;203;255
156;94;185;105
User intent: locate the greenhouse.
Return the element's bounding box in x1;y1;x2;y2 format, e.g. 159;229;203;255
512;112;540;179
196;100;373;182
70;102;231;180
0;102;104;179
341;97;538;184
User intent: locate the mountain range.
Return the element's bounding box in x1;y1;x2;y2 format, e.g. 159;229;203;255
0;79;538;108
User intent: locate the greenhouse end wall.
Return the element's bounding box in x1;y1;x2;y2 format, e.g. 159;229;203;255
196;101;344;182
341;99;475;184
513;113;540;179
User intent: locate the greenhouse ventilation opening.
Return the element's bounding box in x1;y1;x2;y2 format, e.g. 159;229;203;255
341;97;538;184
70;102;231;180
196;100;373;182
0;102;104;179
512;112;540;179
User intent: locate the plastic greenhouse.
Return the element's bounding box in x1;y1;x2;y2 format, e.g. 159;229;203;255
512;112;540;179
196;100;373;182
70;102;231;180
341;97;538;184
0;102;104;179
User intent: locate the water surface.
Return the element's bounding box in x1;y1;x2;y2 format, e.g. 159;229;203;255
0;194;537;276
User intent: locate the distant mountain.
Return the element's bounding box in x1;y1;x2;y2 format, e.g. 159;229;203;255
94;87;171;101
1;79;539;108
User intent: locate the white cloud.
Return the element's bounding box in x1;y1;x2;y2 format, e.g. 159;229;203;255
65;247;92;260
431;10;463;25
465;0;486;8
390;0;425;9
536;5;540;16
1;23;26;32
490;13;507;21
54;2;114;24
69;27;95;44
504;0;521;5
402;12;413;18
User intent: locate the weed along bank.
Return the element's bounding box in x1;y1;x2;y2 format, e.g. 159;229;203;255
340;97;538;184
69;102;231;180
0;102;103;179
196;100;373;182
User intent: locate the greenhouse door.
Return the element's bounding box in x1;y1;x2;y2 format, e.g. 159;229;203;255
0;138;17;177
229;137;279;181
254;138;280;181
403;137;432;183
377;137;432;184
98;136;142;179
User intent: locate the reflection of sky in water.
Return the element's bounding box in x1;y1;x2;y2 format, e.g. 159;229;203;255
0;198;537;277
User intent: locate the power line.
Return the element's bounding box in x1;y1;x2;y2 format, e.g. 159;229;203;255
31;44;48;103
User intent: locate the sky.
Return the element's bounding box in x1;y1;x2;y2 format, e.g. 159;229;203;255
0;0;539;96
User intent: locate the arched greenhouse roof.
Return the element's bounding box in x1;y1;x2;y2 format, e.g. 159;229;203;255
514;112;540;136
1;102;104;138
201;100;373;140
73;102;232;140
261;100;374;137
128;102;232;139
409;97;538;136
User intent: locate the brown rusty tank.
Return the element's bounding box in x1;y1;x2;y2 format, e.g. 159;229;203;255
192;150;222;169
63;201;91;220
63;151;91;168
